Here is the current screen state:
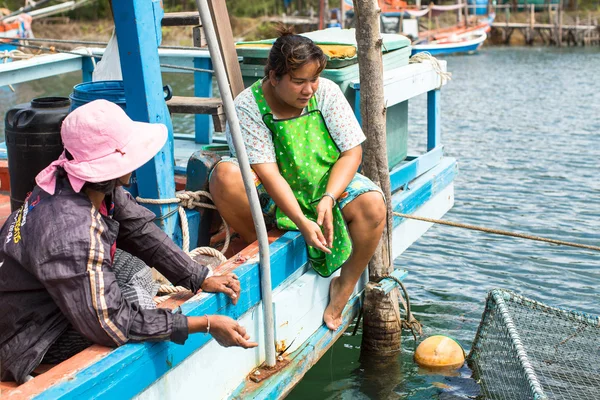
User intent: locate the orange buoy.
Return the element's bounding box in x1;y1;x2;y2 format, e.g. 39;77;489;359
414;335;465;370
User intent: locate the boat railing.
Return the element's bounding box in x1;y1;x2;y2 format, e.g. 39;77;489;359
351;59;448;194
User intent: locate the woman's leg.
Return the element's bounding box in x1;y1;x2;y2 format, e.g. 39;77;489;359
209;161;258;244
323;191;386;330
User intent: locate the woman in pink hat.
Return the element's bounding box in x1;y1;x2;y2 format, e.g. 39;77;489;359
0;100;256;385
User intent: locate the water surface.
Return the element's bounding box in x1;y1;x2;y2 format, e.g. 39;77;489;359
290;46;600;399
1;46;598;399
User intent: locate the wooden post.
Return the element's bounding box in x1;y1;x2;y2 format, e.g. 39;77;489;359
428;3;433;41
558;0;563;47
111;0;178;238
353;0;402;357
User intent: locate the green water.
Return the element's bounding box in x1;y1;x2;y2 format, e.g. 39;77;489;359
1;46;598;399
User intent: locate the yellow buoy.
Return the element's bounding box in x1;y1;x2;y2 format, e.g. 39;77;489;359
414;335;465;370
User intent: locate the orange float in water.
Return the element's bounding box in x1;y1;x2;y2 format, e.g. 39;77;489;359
414;335;465;370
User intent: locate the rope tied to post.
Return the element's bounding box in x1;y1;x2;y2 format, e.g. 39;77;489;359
393;212;600;252
137;190;230;259
377;274;423;341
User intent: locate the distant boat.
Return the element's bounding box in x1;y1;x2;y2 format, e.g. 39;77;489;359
411;12;494;56
412;31;487;56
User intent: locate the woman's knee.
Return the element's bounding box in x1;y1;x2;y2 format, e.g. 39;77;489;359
209;162;243;195
353;192;386;228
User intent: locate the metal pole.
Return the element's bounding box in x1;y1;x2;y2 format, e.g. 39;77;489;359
195;0;276;368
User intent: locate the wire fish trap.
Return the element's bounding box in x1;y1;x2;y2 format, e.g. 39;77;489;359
467;289;600;400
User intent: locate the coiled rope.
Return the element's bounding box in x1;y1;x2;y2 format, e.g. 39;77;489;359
137;190;230;260
409;52;452;88
393;212;600;252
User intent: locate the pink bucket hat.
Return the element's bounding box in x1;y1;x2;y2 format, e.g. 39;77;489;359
36;99;168;195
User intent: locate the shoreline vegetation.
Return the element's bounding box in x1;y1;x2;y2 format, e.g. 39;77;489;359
31;11;600;49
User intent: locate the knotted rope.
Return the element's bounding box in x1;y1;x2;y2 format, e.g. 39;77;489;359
378;275;423;341
409;52;452;88
137;190;230;258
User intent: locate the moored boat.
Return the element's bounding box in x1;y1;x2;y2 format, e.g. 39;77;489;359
412;30;487;56
0;3;455;398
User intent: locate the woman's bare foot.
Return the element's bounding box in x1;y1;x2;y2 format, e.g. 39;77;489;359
323;277;354;330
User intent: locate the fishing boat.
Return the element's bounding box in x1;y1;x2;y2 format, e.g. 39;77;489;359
412;30;487;56
0;2;455;399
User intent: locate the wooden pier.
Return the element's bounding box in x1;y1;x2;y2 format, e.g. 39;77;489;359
491;5;600;46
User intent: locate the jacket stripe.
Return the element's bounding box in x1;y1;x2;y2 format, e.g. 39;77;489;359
87;207;127;345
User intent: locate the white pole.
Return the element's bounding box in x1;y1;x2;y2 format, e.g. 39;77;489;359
196;0;277;368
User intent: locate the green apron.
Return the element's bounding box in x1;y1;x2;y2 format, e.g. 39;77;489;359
251;79;352;277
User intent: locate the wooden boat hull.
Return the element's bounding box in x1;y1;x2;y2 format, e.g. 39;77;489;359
412;32;487;56
0;41;454;399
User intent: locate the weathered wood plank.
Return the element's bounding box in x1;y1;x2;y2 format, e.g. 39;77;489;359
166;96;222;114
161;11;201;27
166;96;226;132
206;0;245;98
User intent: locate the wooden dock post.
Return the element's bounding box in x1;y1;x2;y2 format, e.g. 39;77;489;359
353;0;402;357
558;0;563;47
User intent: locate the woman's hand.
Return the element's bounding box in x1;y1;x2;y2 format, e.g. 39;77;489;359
199;273;240;305
316;196;334;248
298;218;331;254
209;315;258;349
188;315;258;349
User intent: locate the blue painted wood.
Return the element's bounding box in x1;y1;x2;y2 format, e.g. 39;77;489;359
392;157;457;229
353;88;362;126
33;231;309;400
111;0;178;238
81;57;96;83
32;159;457;400
427;89;441;151
389;146;444;193
229;295;363;400
378;269;409;295
194;57;213;144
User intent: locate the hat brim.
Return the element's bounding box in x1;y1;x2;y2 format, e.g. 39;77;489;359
65;122;168;184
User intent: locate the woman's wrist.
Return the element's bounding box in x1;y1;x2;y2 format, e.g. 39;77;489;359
187;316;210;334
321;192;336;206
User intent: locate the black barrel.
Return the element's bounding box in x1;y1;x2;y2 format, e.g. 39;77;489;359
5;97;70;211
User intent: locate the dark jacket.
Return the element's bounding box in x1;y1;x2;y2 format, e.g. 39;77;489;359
0;177;209;384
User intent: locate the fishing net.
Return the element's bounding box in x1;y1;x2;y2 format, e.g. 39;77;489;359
467;289;600;400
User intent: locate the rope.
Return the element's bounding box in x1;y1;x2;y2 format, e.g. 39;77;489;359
393;212;600;252
409;52;452;88
377;275;423;341
137;190;230;257
159;63;214;74
8;37;210;52
5;42;214;74
157;284;188;294
2;50;34;92
188;245;228;264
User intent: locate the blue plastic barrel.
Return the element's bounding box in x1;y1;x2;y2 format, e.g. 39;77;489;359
69;80;127;111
